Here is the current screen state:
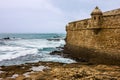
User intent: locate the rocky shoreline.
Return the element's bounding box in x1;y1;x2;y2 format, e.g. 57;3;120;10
0;61;120;80
1;48;120;80
1;47;120;80
50;50;89;63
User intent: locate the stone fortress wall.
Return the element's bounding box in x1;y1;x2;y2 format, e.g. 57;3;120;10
65;7;120;64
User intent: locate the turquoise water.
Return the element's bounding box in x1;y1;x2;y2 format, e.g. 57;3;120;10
0;33;65;39
0;33;75;66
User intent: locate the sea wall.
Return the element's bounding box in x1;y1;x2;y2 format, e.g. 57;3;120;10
64;14;120;64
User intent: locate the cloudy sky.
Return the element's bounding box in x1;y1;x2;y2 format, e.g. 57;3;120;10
0;0;119;33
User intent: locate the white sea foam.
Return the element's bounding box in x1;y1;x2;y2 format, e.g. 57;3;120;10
0;46;38;61
10;39;65;49
40;55;76;64
0;71;4;74
30;66;50;72
0;37;75;65
23;72;30;77
23;72;34;77
10;74;19;78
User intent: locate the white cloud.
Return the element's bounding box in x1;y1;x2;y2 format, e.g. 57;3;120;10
0;0;63;15
0;0;119;33
0;0;65;33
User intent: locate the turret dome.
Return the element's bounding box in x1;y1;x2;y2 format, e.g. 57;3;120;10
91;6;102;15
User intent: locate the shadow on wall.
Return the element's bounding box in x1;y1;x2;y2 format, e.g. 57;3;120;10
64;44;120;65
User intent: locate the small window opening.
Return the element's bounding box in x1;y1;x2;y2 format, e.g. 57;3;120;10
99;16;101;20
94;17;96;20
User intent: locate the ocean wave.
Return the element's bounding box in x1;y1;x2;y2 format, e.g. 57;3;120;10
0;38;65;62
9;39;65;49
0;41;6;45
0;46;38;61
40;56;76;64
0;34;76;65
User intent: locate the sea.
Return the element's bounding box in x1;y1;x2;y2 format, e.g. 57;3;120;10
0;33;75;66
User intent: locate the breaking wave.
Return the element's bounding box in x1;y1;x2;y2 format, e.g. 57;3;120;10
0;34;75;66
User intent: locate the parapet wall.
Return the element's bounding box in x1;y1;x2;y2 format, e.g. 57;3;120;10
102;14;120;28
66;19;90;31
67;14;120;30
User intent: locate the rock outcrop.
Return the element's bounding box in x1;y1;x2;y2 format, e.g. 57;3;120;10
1;62;120;80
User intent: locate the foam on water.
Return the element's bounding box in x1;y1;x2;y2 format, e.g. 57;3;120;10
30;66;50;72
0;34;75;66
7;39;65;49
40;55;76;64
0;46;38;61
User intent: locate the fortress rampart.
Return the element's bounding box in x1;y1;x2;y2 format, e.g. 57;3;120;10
64;7;120;64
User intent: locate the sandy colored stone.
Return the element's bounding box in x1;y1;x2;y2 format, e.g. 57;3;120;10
65;7;120;64
1;62;120;80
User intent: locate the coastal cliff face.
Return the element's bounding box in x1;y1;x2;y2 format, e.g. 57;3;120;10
64;7;120;64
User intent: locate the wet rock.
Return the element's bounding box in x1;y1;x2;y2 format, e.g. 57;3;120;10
50;51;63;55
2;37;10;40
23;77;32;80
1;62;120;80
47;39;60;41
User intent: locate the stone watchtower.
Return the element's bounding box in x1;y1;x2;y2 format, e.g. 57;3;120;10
91;6;103;29
65;6;120;64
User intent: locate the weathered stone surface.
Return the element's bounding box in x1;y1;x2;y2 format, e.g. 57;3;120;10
65;7;120;64
1;62;120;80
